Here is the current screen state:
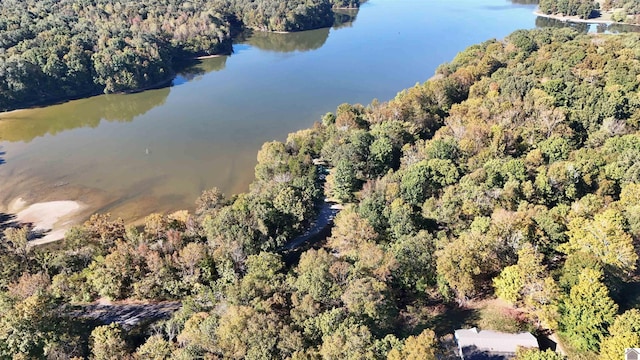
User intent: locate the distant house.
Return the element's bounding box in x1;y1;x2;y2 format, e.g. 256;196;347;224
627;348;640;360
454;327;539;359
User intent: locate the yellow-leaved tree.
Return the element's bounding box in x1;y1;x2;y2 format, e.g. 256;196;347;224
560;209;637;275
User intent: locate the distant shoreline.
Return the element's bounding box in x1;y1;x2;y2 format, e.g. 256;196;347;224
533;10;614;25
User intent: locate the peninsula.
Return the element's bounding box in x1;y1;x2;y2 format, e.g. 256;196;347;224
0;0;359;112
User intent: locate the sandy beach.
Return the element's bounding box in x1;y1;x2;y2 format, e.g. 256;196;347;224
7;197;85;245
195;54;224;59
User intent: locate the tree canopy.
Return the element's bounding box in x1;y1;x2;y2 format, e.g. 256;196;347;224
1;27;639;359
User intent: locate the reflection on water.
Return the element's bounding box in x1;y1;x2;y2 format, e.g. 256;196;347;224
0;57;231;144
0;88;170;143
535;16;640;33
333;8;359;29
535;16;590;32
242;28;331;53
236;8;357;54
605;22;640;33
510;0;539;4
174;56;228;84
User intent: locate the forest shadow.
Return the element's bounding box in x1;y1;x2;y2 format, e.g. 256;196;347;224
0;212;19;231
619;280;640;311
282;224;333;267
537;334;558;352
424;305;480;336
0;212;49;241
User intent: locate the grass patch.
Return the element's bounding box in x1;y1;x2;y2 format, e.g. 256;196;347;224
476;304;534;334
555;333;598;360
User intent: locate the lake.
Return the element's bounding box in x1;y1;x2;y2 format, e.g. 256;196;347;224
0;0;595;224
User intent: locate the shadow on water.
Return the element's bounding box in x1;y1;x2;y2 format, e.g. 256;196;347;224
0;149;5;165
606;22;640;33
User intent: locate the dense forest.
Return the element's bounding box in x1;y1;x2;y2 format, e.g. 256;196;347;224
538;0;599;19
0;0;358;112
604;0;640;22
2;27;640;359
539;0;640;22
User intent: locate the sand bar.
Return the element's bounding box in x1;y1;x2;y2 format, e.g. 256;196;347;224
8;198;84;245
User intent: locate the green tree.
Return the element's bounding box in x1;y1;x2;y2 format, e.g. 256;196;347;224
436;230;499;300
87;240;144;300
560;268;618;351
215;305;301;360
294;249;341;305
493;243;559;329
319;323;375;360
560;209;637;274
493;265;523;304
90;323;130;360
135;335;174;360
175;312;218;355
329;158;358;202
341;277;393;328
386;329;437;360
600;309;640;360
400;159;459;206
515;348;564;360
0;294;58;359
236;252;285;304
327;206;378;258
369;136;396;177
2;227;30;262
390;231;436;294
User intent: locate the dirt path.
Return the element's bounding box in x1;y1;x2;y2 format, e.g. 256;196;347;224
283;199;342;251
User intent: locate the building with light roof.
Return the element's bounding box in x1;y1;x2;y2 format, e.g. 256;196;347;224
454;327;539;359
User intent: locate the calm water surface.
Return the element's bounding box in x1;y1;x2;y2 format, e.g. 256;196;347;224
1;0;546;221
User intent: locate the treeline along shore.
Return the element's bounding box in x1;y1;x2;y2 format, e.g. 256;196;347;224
0;0;359;112
1;27;640;359
537;0;640;24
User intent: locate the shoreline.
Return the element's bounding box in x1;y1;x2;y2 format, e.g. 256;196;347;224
6;198;86;246
0;78;174;117
0;24;321;115
533;9;640;26
533;10;613;24
195;54;224;59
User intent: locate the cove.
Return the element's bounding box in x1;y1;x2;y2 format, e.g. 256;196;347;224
0;0;559;225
